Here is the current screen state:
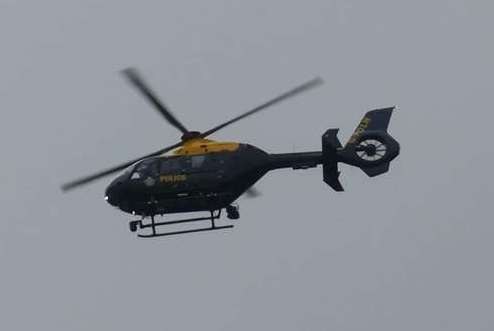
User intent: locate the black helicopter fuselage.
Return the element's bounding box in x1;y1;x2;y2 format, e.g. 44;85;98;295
60;67;400;238
105;143;322;216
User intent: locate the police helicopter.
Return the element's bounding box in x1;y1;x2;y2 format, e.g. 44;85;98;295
62;68;400;238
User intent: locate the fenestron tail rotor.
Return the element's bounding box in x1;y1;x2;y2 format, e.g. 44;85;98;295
355;139;388;162
61;73;324;192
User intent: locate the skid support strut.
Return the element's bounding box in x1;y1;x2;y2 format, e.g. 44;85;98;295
129;210;233;238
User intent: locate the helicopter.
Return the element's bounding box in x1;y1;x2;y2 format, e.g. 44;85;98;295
62;68;400;238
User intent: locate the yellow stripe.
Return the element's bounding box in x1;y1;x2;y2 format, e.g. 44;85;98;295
172;138;239;156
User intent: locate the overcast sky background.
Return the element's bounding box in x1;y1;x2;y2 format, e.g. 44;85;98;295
1;1;493;330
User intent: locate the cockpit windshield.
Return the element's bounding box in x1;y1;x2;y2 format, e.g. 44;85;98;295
130;158;158;180
123;163;137;175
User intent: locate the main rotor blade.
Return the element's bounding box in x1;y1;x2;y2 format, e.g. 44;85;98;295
61;141;183;192
62;77;323;192
244;187;261;198
122;68;189;134
199;77;323;139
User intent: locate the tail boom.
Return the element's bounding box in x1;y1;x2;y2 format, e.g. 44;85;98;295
265;107;400;192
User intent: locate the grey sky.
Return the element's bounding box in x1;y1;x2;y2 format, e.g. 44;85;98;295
1;1;493;330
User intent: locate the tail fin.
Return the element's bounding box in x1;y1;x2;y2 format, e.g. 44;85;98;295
346;107;394;145
322;107;400;191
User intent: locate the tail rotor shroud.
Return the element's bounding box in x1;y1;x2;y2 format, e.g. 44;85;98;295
322;107;400;191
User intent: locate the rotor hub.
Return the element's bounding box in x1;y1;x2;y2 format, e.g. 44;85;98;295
181;131;201;141
362;144;377;156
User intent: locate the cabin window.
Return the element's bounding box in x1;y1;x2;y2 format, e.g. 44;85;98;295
191;155;205;168
160;157;182;173
132;158;158;179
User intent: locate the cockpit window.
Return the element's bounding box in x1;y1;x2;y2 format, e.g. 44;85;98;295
159;155;210;174
160;157;182;173
191;155;205;168
158;153;232;174
131;158;158;180
124;164;135;175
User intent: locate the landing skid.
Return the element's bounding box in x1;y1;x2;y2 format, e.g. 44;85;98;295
129;210;234;238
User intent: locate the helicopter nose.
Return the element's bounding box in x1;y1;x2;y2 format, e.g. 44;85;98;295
105;179;126;206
